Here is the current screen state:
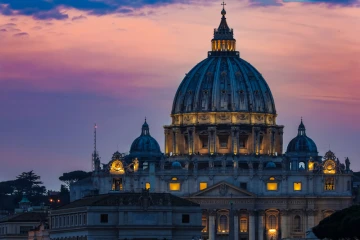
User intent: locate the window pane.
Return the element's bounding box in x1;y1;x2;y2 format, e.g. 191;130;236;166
294;182;302;191
200;182;207;190
169;183;180;191
267;183;278;191
240;218;248;232
219;215;228;232
145;182;150;190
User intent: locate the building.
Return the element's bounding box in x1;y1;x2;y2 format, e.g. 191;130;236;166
71;5;353;240
28;223;50;240
0;212;47;240
49;191;203;240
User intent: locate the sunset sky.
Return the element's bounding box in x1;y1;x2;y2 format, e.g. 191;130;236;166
0;0;359;190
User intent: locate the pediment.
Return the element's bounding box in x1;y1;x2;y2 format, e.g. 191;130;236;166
190;181;256;197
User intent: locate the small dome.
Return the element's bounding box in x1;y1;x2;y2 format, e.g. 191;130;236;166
129;119;162;158
287;119;317;153
172;161;182;169
265;161;276;168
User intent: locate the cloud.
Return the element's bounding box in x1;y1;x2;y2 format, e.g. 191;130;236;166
13;32;29;37
72;14;87;21
0;0;194;20
32;26;42;30
249;0;360;6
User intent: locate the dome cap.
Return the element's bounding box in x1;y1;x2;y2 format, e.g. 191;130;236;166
286;118;318;153
129;119;162;159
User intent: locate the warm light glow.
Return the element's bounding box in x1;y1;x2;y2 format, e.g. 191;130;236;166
110;160;125;174
145;182;150;190
323;160;336;174
200;182;207;190
171;177;178;181
133;158;139;172
269;177;275;180
169;182;180;191
49;199;53;202
269;229;277;233
294;182;302;191
308;161;314;171
267;183;278;191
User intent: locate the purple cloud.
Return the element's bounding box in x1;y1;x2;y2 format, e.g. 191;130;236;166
72;15;87;21
13;32;29;37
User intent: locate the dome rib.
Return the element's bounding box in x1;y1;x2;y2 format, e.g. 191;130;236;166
172;59;207;114
194;57;215;111
226;57;237;110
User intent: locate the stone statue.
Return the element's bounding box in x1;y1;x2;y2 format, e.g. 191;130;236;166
345;157;350;171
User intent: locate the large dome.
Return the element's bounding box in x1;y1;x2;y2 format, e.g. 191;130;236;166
172;57;276;114
171;7;276;116
286;119;318;153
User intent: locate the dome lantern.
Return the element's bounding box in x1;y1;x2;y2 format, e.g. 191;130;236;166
211;1;238;55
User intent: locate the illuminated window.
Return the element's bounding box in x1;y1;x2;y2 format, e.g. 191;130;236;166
240;217;248;232
219;215;229;233
269;215;277;229
112;178;123;191
325;177;335;191
308;161;314;171
169;183;180;191
171;177;178;181
202;216;207;232
293;215;301;232
145;182;150;190
269;177;275;181
294;182;302;191
200;182;207;190
267;183;278;191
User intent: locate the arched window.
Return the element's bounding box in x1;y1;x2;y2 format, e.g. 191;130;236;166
219;215;229;233
269;215;277;229
299;162;305;170
293;215;301;232
240;217;248;232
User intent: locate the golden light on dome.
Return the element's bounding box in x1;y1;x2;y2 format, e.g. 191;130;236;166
110;160;125;175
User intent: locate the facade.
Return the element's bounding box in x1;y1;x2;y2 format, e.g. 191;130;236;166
50;191;203;240
28;223;50;240
71;5;353;240
0;212;47;240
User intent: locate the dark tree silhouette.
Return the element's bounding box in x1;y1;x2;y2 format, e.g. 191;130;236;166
59;170;92;189
312;205;360;240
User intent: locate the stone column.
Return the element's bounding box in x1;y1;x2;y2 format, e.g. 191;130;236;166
249;211;256;240
209;211;216;240
258;210;265;240
234;211;239;240
280;210;289;239
231;126;239;155
208;127;216;155
164;128;170;155
172;128;178;155
307;209;315;231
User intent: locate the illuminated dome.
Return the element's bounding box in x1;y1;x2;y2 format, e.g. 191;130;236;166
171;7;276;115
129;119;162;158
287;119;317;153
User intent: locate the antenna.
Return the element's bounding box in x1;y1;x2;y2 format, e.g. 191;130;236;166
92;123;97;171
